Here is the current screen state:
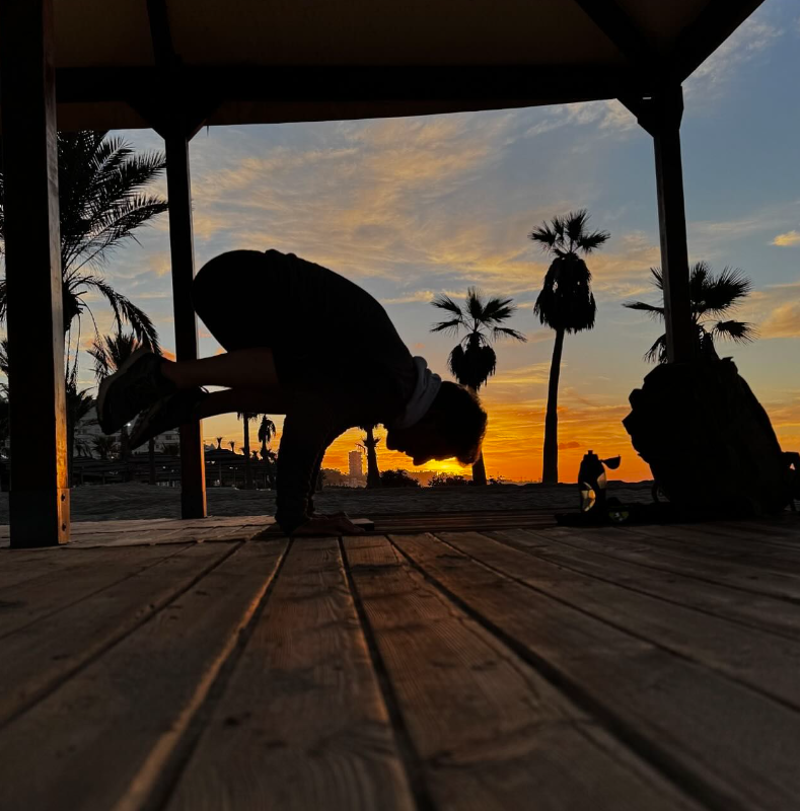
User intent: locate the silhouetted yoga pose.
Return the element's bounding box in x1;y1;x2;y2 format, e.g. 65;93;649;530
97;249;487;535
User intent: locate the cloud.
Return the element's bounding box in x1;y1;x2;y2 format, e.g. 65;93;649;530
760;302;800;339
687;15;783;96
381;290;436;304
772;230;800;247
523;100;636;140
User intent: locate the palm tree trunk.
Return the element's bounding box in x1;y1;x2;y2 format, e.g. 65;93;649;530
243;416;252;489
148;438;156;485
542;327;565;485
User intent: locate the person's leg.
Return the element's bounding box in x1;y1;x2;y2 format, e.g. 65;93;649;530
194;387;289;419
159;348;281;393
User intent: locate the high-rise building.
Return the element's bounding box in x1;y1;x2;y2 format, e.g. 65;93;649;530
348;450;363;478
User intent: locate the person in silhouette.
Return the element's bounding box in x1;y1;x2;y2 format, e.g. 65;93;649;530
97;249;487;535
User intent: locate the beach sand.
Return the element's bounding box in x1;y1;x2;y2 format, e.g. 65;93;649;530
0;481;655;523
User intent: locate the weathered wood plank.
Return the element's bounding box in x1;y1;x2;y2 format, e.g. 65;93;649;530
345;535;704;811
529;526;800;601
0;541;287;811
392;533;800;811
439;531;800;710
0;543;190;638
0;548;123;589
0;543;231;725
487;528;800;641
165;537;416;811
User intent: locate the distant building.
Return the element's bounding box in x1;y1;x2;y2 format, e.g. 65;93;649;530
73;407;180;458
348;450;363;478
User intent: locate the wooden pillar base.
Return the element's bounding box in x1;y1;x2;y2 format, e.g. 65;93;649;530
10;488;70;547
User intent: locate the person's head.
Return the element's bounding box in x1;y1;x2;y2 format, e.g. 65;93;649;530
386;381;487;466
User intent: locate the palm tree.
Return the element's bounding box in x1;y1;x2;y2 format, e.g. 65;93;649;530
431;288;526;484
530;209;609;484
357;424;382;488
0;131;165;381
228;440;236;453
257;416;277;488
236;412;259;489
623;263;754;363
89;330;159;481
216;437;223;450
92;434;118;460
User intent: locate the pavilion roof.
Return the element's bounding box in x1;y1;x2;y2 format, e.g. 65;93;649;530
13;0;766;131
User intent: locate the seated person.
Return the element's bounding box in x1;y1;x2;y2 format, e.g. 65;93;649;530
97;249;487;535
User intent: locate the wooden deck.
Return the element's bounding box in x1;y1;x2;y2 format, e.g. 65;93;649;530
1;511;800;811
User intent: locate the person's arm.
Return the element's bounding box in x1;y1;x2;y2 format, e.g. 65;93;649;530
275;409;344;533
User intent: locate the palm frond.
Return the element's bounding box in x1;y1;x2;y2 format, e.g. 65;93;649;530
431;318;464;336
643;333;668;364
577;230;610;254
492;326;527;342
695;266;752;315
622;300;665;320
711;320;755;343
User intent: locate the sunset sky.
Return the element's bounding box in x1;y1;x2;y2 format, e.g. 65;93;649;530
80;0;800;483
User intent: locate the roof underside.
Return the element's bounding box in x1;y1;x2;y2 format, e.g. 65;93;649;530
9;0;768;130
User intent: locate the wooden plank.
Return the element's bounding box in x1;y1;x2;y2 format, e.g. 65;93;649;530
392;532;800;811
618;523;800;560
487;528;800;641
439;531;800;710
0;544;190;639
165;537;416;811
532;525;800;601
0;0;69;546
345;535;704;811
0;542;236;726
0;548;109;589
0;541;287;811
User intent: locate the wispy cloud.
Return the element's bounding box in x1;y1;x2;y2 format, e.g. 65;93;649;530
772;230;800;247
687;14;783;97
761;302;800;339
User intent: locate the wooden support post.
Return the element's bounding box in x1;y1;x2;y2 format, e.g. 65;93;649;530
651;86;694;363
164;133;207;518
0;0;70;547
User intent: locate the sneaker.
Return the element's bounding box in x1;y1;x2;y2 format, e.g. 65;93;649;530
129;387;208;450
96;349;175;435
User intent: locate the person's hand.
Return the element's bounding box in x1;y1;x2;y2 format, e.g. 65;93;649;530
292;514;365;536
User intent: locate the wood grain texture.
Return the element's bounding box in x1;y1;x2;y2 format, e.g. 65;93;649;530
0;544;189;638
165;537;416;811
0;543;230;725
487;528;800;641
392;532;800;811
0;542;286;811
530;525;800;601
345;535;704;811
439;531;800;710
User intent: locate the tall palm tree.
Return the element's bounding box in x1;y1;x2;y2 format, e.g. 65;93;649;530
89;330;159;480
0;131;165;381
530;209;609;485
257;415;277;488
623;262;754;363
431;288;526;485
357;424;382;488
236;411;258;489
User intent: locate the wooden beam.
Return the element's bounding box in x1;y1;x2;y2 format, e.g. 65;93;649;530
0;0;70;547
55;64;650;108
650;86;694;364
164;132;207;519
571;0;653;69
